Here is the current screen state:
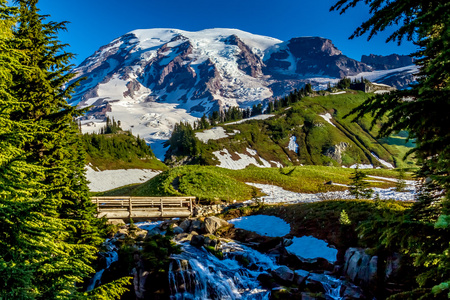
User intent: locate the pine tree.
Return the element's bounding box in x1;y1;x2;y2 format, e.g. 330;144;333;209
0;1;104;298
349;166;373;199
332;0;450;296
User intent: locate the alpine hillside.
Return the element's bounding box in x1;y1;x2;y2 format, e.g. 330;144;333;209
69;28;417;159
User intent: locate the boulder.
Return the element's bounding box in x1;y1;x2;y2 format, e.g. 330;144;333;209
385;252;401;281
271;266;294;283
343;248;378;290
190;234;205;248
172;226;184;235
147;227;162;237
204;216;229;234
189;220;203;233
179;219;191;232
294;269;310;286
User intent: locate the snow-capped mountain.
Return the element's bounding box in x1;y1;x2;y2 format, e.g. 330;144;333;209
70;28;417;159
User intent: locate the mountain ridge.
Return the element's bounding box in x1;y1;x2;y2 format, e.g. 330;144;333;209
70;28;417;159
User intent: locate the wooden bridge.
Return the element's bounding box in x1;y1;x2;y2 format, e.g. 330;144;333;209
91;196;196;219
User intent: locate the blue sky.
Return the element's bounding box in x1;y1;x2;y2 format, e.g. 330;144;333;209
36;0;417;66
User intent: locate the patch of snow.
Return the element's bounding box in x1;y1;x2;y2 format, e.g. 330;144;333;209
245;182;416;203
330;91;346;95
246;148;257;156
195;127;232;143
367;175;416;186
349;164;374;169
371;152;394;169
225;114;275;125
374;90;391;94
288;136;299;153
85;166;161;192
213;148;272;170
286;236;337;263
270;160;283;168
319;113;336;127
229;215;290;237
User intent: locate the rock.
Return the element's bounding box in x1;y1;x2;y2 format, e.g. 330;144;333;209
294;269;310;286
172;226;184;235
324;142;349;164
343;248;378;290
107;219;126;226
282;238;293;247
271;266;294;283
189;220;203;233
341;281;366;299
134;228;148;240
204;216;229;234
190;234;205;248
301;292;320;300
147;227;162;237
174;233;193;243
179;219;191;232
257;273;275;289
385;252;401;281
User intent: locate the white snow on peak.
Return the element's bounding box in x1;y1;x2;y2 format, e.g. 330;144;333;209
130;28;282;56
319;113;336;127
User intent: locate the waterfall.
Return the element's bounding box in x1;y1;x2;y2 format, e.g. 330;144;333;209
322;275;344;300
168;242;271;300
86;239;119;291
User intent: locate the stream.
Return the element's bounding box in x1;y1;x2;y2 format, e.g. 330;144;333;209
168;241;346;300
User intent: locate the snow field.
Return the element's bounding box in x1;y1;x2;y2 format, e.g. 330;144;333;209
85;166;161;192
213;148;278;170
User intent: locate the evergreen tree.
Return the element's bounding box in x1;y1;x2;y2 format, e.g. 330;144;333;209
349;166;373;199
1;1;104;298
332;0;450;297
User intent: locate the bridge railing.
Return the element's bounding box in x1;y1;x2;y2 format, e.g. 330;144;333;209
91;196;196;219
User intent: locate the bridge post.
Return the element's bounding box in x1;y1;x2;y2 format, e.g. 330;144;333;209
160;198;164;217
128;197;132;218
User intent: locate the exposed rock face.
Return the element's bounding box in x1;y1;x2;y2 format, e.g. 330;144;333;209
265;37;372;79
343;248;378;290
361;54;414;70
324;142;349;164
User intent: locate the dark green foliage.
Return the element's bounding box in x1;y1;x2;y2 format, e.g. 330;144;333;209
349;166;373;199
0;1;104;298
165;122;200;158
81;130;166;170
332;0;450;297
337;77;351;89
142;233;181;272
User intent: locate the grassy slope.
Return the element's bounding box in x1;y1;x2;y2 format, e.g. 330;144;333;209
82;132;167;171
189;91;416;168
100;165;413;202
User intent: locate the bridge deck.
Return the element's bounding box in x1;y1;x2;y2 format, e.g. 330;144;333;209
91;196;196;219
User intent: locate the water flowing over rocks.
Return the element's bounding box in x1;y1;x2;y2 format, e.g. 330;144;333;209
86;213;413;299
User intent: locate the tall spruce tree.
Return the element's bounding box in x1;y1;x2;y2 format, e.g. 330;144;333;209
0;0;105;298
332;0;450;297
